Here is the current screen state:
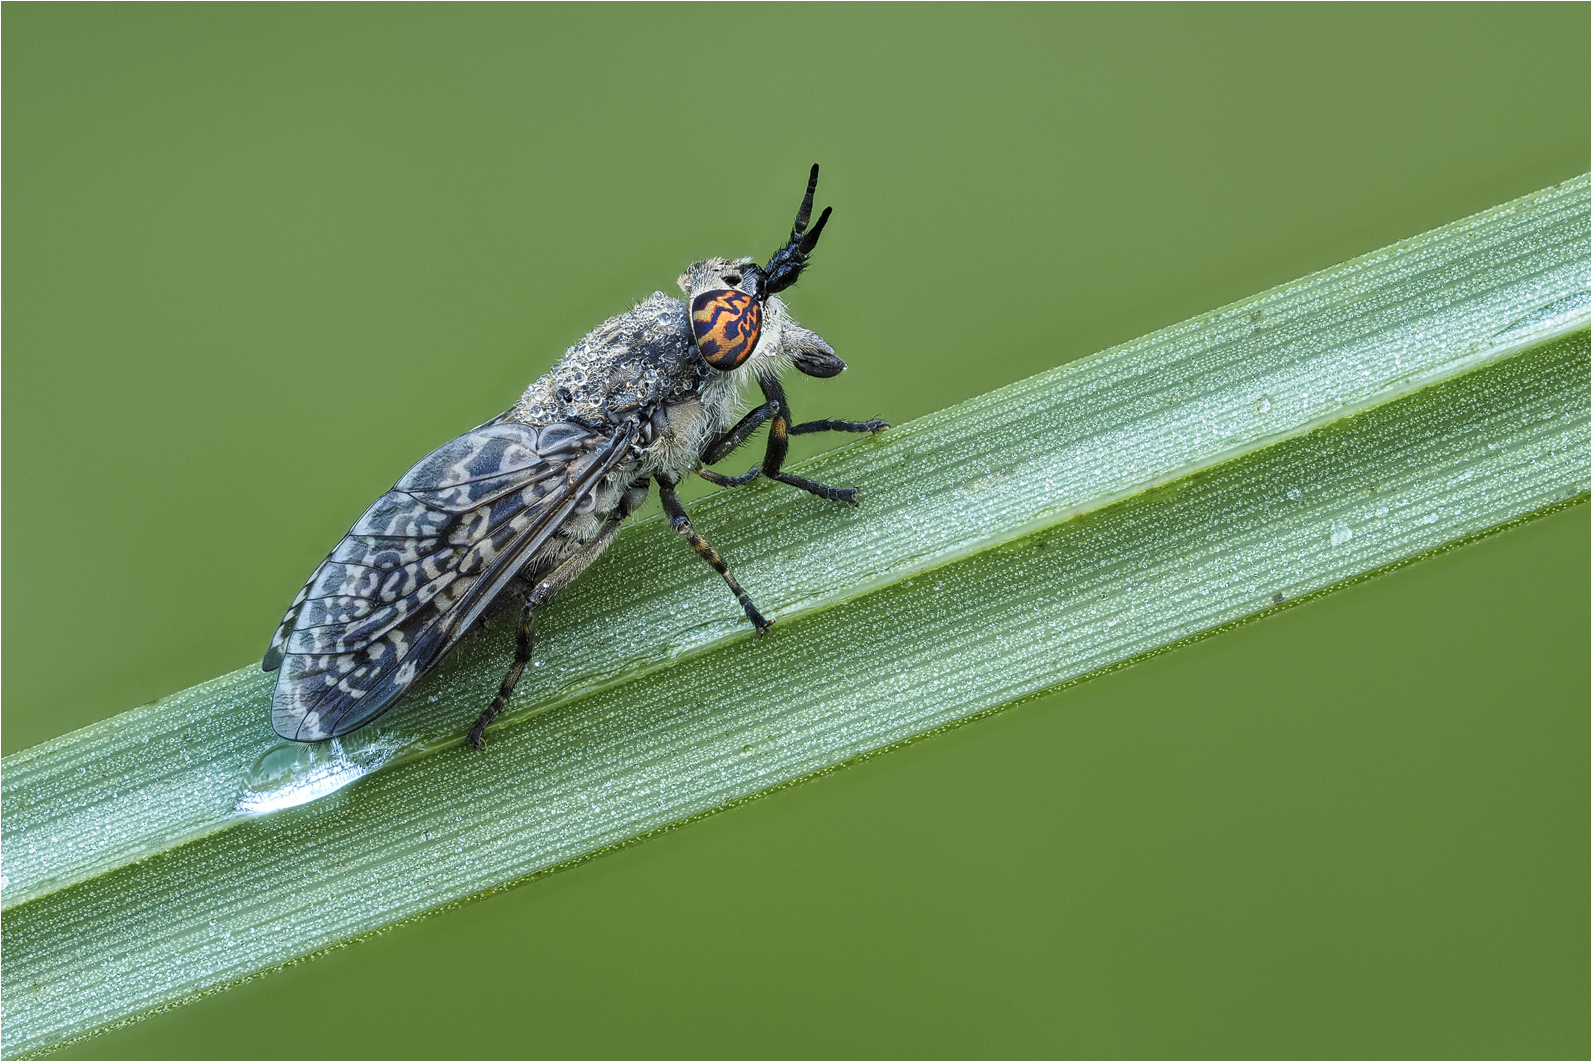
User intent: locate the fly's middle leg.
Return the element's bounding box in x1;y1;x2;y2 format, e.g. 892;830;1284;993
656;474;772;633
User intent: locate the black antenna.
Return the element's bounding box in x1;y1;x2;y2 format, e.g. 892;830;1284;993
762;164;832;296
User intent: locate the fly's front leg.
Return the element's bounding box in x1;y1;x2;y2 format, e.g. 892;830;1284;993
696;401;776;488
701;401;778;467
791;417;889;436
656;474;771;632
751;376;886;505
469;512;624;750
696;466;761;488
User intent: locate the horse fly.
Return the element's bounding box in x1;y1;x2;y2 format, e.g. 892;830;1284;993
263;165;885;749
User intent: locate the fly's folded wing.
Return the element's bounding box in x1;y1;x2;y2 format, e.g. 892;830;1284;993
263;419;633;741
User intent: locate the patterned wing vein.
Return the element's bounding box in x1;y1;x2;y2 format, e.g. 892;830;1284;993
263;419;633;740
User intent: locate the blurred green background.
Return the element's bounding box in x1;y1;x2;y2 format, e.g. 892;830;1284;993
4;4;1587;1057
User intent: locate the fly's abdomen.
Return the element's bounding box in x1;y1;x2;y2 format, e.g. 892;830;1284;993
263;418;628;741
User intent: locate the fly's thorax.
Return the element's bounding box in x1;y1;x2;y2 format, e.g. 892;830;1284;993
512;292;705;429
633;398;714;477
511;264;817;480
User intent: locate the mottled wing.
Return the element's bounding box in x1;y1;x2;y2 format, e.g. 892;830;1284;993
264;418;633;741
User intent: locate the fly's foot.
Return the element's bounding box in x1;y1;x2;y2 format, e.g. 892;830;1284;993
770;471;859;505
789;417;890;436
696;465;762;488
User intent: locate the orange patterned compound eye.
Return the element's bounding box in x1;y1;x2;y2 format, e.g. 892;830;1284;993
690;289;762;371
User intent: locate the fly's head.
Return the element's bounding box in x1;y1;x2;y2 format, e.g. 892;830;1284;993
677;254;764;374
677;165;849;384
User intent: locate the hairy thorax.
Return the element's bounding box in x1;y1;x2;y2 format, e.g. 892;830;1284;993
509;291;797;533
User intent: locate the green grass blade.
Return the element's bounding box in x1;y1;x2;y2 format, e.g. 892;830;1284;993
5;176;1585;910
2;177;1588;1058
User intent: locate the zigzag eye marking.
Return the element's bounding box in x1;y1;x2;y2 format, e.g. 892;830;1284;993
691;289;762;370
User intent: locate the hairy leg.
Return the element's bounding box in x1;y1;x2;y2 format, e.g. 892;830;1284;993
694;379;887;500
702;401;779;465
791;417;889;435
750;376;886;504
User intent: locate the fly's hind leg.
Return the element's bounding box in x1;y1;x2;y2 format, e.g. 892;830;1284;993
469;512;625;750
656;474;772;632
468;599;539;751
